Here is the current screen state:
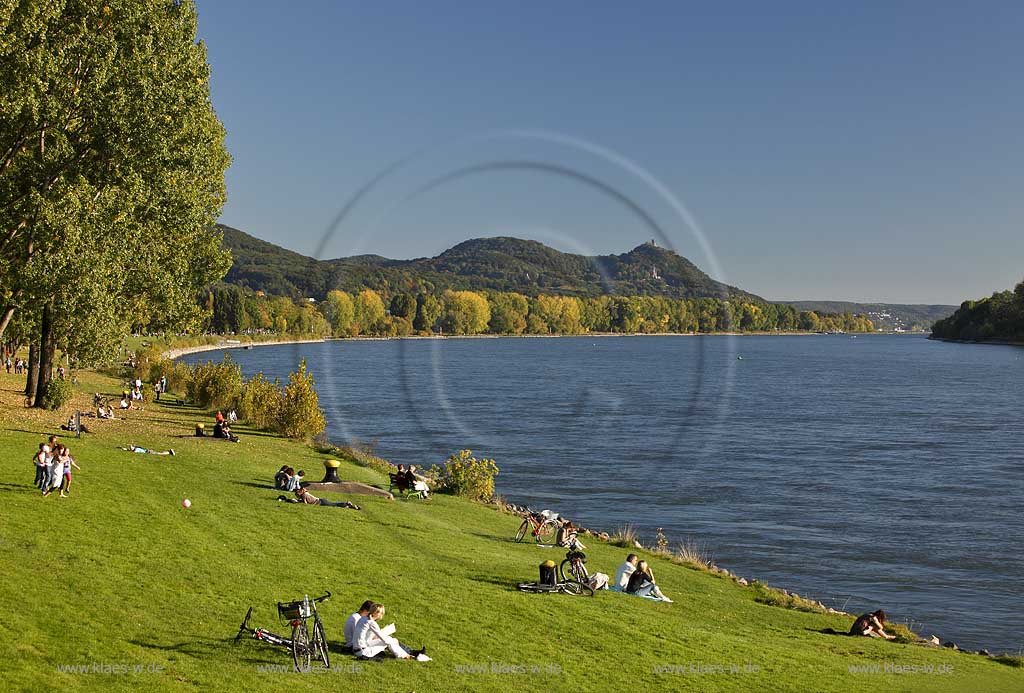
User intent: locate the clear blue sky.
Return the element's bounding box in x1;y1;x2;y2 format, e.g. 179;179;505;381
195;1;1022;304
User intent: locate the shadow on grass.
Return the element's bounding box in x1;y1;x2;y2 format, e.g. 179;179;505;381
229;480;273;490
128;637;231;659
0;481;32;492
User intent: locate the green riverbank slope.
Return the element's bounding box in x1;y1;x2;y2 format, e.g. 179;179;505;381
0;368;1019;692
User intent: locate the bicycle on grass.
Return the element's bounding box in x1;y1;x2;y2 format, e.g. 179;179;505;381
559;548;590;584
235;591;331;671
514;508;559;544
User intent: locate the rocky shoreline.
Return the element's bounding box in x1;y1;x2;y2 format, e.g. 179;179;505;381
500;500;999;656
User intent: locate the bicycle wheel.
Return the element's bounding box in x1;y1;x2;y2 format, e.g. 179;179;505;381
537;520;558;544
572;562;590;584
515;519;529;543
517;582;548;593
234;607;253;644
313;618;330;668
560;580;595;597
558;559;573;583
291;622;311;672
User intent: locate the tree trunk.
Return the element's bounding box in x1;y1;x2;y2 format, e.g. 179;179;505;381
24;341;39;404
33;300;55;408
0;305;14;343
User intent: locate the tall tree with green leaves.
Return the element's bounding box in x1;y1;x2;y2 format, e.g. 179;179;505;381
0;1;230;405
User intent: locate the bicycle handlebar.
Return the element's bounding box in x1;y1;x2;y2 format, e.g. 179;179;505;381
311;591;331;603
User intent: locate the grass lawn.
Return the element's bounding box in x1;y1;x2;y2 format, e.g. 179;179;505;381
0;367;1020;692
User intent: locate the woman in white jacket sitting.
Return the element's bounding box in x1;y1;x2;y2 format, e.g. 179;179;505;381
355;604;428;660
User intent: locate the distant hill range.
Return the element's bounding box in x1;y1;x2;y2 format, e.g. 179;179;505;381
779;301;955;332
218;225;955;329
219;224;761;302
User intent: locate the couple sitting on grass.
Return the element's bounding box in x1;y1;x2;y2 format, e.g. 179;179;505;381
343;600;430;661
274;467;360;510
613;553;673;602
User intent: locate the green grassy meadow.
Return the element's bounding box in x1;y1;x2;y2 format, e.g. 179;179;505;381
0;367;1020;692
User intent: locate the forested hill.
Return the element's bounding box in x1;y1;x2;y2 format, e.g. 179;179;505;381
218;225;762;301
930;281;1024;342
780;301;956;333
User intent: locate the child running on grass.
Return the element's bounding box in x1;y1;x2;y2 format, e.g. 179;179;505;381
59;446;81;497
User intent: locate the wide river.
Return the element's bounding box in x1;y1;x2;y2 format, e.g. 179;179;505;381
183;334;1023;652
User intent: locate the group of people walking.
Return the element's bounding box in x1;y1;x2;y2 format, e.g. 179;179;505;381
33;436;81;498
4;355;26;373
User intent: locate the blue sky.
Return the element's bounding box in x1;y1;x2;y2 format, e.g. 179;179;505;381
195;1;1022;304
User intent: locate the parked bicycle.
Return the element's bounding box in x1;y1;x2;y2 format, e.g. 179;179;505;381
559;548;590;584
514;508;559;544
235;591;331;671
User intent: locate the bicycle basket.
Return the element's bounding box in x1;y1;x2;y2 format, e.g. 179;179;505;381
567;549;587;561
277;600;311;620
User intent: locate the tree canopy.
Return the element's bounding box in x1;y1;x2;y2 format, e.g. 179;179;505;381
0;1;230;404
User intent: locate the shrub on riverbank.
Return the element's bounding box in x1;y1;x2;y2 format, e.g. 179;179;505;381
429;449;499;501
237;372;281;430
186;355;242;409
275;359;326;439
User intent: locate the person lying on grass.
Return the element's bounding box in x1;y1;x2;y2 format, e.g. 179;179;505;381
354;604;429;661
119;445;174;456
294;485;360;510
850;610;896;639
624;560;673;602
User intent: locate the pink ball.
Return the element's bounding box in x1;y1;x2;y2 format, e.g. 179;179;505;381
182;498;192;509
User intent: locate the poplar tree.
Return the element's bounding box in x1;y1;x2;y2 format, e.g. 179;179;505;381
0;1;230;405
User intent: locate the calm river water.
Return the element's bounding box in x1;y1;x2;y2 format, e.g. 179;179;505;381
184;334;1024;651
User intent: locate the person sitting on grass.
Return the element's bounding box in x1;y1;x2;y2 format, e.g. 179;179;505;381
613;554;638;591
849;610;896;639
556;520;586;549
119;445;175;456
354;604;428;661
274;465;292;490
294;485;360;510
285;469;304;492
343;600;378;653
625;560;673;602
212;420;239;442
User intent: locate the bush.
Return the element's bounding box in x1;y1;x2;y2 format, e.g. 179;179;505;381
186;354;242;409
43;377;75;411
238;372;282;430
610;523;639;549
275;359;326;439
429;449;499;501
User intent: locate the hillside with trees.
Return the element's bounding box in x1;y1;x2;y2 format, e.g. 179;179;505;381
781;301;956;332
219;225;761;301
931;280;1024;342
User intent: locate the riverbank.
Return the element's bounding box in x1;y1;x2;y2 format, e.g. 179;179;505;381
160;337;326;360
0;366;1020;691
928;336;1024;347
162;329;899;362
